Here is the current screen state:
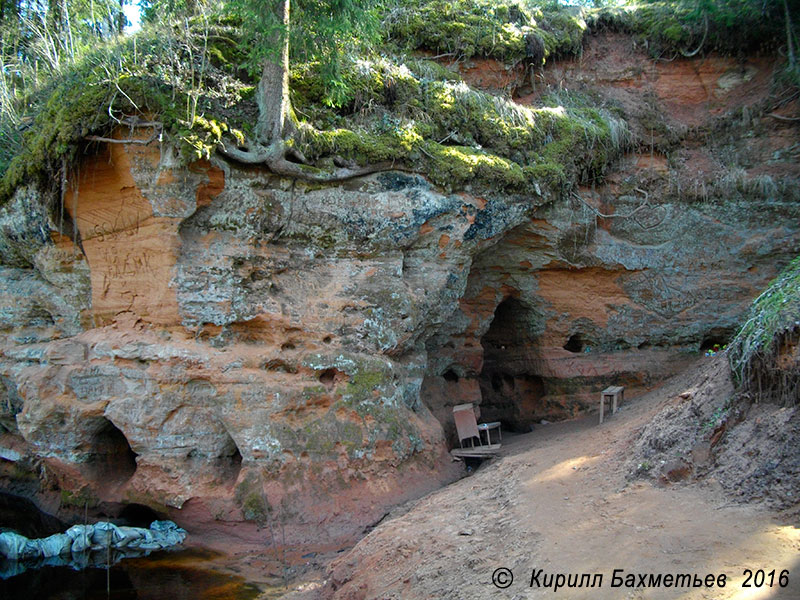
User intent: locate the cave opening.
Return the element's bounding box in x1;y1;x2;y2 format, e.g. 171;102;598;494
217;432;243;485
117;503;164;527
563;333;584;353
227;445;243;482
443;369;459;383
86;419;138;483
478;297;545;432
700;334;728;352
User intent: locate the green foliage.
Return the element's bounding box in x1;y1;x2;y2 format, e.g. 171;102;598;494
224;0;382;107
728;256;800;404
588;0;795;57
385;0;587;64
0;19;254;203
294;57;629;195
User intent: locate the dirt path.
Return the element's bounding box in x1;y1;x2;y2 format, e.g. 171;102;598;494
287;358;800;599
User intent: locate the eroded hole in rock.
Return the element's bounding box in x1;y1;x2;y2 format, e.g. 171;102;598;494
215;432;243;485
117;503;164;527
230;445;243;475
281;342;296;350
224;445;243;484
0;491;64;538
443;369;459;383
318;368;339;387
478;297;545;432
564;333;584;353
700;335;727;352
87;419;137;483
262;358;297;373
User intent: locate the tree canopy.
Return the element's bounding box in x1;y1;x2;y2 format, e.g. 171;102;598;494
0;0;797;198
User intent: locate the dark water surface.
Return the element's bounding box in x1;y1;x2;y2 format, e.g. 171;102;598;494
0;547;262;600
0;493;262;599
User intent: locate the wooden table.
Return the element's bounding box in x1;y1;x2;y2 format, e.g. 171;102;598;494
477;421;502;445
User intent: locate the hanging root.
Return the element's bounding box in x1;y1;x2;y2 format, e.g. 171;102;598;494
217;138;399;183
679;13;708;58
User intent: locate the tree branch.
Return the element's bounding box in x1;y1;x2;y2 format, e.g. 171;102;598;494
768;112;800;122
679;13;708;58
119;116;163;128
86;131;160;145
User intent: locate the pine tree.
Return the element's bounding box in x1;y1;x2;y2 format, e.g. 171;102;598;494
216;0;392;181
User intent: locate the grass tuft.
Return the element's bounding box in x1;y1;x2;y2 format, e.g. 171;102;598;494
728;256;800;405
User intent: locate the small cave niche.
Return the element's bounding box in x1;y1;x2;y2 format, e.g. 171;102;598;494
318;368;338;387
223;445;243;485
117;503;164;528
86;419;138;483
443;369;459;383
0;491;65;538
563;333;584;353
215;432;243;485
700;334;728;353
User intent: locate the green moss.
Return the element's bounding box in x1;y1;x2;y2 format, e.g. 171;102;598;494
587;1;788;58
294;60;627;196
0;22;253;204
294;412;364;456
386;0;587;65
345;369;388;403
1;4;630;207
60;486;98;509
234;472;269;522
423;142;527;191
177;115;244;162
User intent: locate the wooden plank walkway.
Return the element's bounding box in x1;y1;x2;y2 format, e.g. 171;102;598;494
450;444;502;459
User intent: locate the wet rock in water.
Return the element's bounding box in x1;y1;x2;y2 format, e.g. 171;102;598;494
0;530;40;560
65;524;94;553
0;520;186;560
39;533;72;558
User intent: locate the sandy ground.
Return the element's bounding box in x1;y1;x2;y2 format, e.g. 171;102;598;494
282;358;800;600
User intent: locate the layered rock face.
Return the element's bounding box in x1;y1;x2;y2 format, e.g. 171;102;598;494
1;33;798;546
421;33;800;438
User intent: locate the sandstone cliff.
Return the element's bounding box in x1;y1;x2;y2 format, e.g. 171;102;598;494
0;3;798;551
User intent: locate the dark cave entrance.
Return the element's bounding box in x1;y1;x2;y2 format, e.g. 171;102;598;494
117;503;164;527
478;297;546;432
219;433;243;485
86;418;138;483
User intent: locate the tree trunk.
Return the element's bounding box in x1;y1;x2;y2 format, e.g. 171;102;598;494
255;0;293;146
118;0;126;35
785;0;796;69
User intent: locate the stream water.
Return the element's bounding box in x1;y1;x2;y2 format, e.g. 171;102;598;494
0;493;263;600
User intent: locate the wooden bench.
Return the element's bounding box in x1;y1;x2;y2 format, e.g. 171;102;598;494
599;385;624;424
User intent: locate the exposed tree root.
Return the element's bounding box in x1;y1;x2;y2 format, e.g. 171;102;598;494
679;13;708;58
217;139;398;183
